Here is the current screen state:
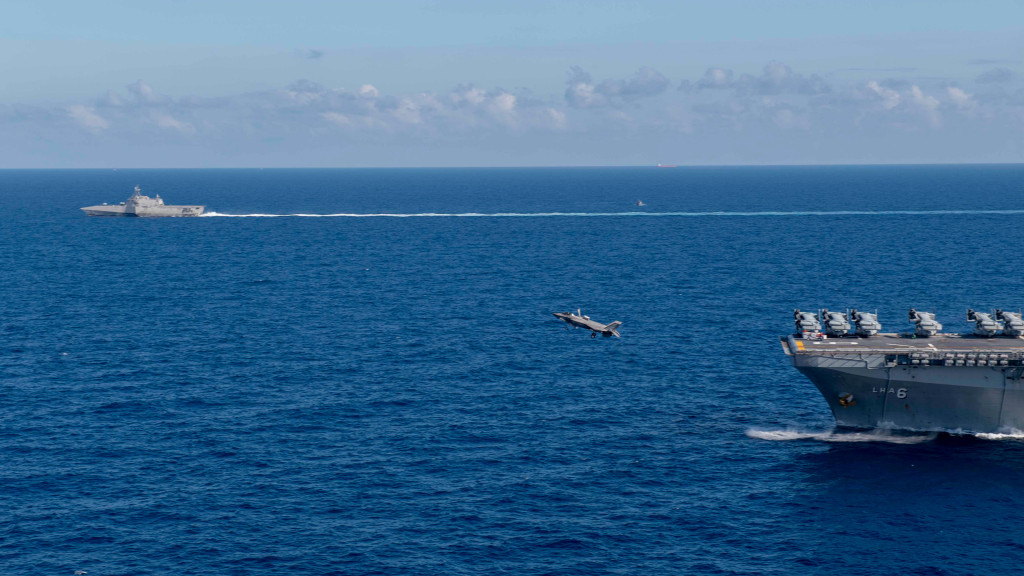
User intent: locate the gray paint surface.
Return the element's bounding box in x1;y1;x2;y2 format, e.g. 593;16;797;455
81;186;204;217
552;310;622;338
783;332;1024;433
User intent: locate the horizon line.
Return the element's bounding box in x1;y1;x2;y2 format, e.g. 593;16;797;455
1;161;1023;171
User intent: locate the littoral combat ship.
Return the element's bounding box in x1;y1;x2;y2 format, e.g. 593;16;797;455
782;308;1024;433
81;186;204;217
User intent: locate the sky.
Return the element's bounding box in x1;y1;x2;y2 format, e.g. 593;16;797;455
1;0;1022;168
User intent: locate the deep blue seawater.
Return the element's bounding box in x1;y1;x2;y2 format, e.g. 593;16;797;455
3;165;1024;575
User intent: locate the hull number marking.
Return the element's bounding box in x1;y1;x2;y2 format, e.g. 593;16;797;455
871;387;908;399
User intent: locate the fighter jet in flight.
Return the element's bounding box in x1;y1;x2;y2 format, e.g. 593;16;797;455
552;309;623;338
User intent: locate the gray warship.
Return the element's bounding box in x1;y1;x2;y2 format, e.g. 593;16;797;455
782;308;1024;433
81;186;204;217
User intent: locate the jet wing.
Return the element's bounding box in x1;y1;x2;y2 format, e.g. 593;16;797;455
578;319;607;331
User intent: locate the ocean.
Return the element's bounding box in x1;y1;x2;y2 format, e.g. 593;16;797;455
2;165;1024;575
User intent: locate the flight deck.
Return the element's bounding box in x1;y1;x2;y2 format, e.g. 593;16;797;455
784;333;1024;366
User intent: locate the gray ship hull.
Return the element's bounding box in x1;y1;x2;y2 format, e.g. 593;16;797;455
81;205;130;216
797;364;1024;432
81;204;205;217
784;334;1024;433
81;186;204;217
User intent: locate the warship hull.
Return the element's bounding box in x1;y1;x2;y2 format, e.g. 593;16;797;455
783;334;1024;433
81;204;204;217
81;186;204;217
81;206;128;216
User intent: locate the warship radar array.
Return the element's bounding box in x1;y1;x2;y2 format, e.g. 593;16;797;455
783;307;1024;433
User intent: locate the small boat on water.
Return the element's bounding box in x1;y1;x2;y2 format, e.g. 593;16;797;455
81;186;205;217
636;200;646;207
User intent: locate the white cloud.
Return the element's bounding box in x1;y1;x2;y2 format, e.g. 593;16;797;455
286;88;322;105
67;105;109;132
16;62;1024;168
909;85;941;126
565;66;668;108
393;98;422;124
866;81;901;110
127;80;157;103
152;112;195;134
771;107;809;130
321;112;351;126
688;62;829;95
484;92;518;127
490;92;516;113
596;67;669;99
698;68;734;89
546;108;567;129
565;77;605;108
946;86;974;111
101;91;125;107
450;85;487;106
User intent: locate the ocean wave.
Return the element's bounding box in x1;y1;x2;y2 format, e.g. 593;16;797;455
201;209;1024;218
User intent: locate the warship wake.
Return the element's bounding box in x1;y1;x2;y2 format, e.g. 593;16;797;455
782;308;1024;433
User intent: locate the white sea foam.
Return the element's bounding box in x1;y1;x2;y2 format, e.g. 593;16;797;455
746;428;937;444
750;427;1024;443
201;209;1024;218
973;429;1024;441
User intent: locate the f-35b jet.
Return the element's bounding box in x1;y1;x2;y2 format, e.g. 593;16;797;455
552;309;623;338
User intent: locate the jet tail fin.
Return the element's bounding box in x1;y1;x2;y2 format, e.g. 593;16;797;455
606;321;622;337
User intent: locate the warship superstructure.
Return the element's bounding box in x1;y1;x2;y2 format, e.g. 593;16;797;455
782;308;1024;433
81;186;204;217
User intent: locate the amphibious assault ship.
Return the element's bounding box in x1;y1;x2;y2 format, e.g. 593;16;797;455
781;308;1024;433
81;186;204;217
